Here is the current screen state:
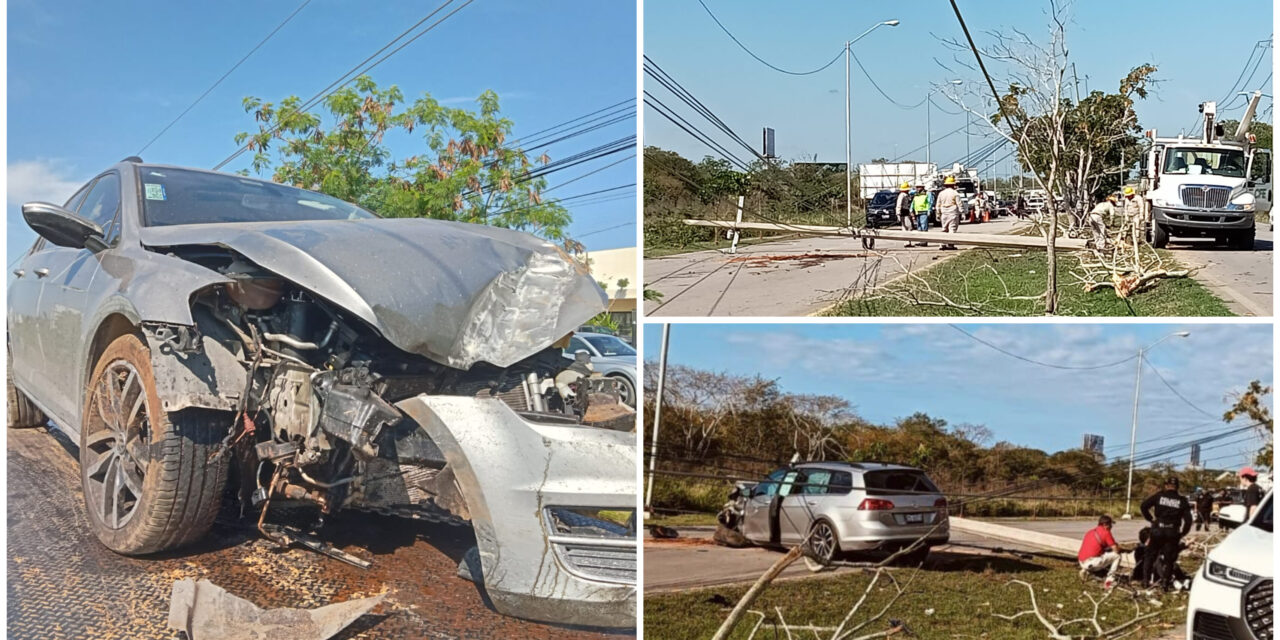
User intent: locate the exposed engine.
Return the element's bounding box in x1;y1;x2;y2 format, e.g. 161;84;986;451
157;245;631;555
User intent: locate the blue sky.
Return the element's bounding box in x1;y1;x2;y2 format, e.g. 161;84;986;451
643;323;1274;470
7;0;637;261
644;0;1273;171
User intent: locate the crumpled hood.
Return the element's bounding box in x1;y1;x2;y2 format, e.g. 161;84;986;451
140;218;606;369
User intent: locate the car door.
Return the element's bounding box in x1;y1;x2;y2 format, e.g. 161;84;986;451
34;172;124;423
780;469;831;545
741;468;786;544
8;180;96;406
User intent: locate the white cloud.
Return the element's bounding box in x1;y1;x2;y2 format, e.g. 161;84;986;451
7;159;85;206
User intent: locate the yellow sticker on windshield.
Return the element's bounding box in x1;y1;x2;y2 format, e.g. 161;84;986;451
144;183;166;201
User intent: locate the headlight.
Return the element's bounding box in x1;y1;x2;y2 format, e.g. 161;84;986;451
1152;198;1168;207
1228;192;1257;211
1205;559;1257;587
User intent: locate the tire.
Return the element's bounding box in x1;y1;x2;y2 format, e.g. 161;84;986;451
1231;226;1255;250
805;519;841;564
608;373;636;408
7;362;46;428
1151;223;1169;248
80;333;229;555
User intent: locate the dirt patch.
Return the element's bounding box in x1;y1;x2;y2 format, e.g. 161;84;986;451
8;427;632;639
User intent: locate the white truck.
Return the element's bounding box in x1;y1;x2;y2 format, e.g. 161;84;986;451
1140;91;1273;249
857;162;937;199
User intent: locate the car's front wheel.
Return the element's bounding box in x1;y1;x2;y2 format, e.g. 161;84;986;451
608;374;636;408
80;333;229;555
806;519;841;564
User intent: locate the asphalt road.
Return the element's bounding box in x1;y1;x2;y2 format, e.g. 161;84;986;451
643;519;1151;593
1163;228;1273;316
643;218;1273;317
7;425;631;639
643;218;1024;317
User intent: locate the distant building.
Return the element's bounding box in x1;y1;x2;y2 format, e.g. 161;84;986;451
584;246;636;343
1082;433;1105;458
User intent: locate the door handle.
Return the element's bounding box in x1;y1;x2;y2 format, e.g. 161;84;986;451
33;268;49;278
12;269;23;278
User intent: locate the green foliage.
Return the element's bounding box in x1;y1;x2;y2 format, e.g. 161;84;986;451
585;312;620;333
645;360;1246;518
643;145;851;252
234;76;570;239
1219;119;1273;151
1223;380;1272;468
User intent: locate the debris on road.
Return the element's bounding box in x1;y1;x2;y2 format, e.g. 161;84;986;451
166;578;385;640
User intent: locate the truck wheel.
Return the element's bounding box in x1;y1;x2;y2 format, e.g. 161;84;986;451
80;333;229;555
1151;223;1169;248
1231;227;1255;250
7;363;46;428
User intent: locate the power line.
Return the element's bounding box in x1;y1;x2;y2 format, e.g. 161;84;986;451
849;50;926;110
644;56;761;161
949;325;1138;370
137;0;314;155
1141;355;1219;418
576;220;636;239
212;0;473;171
695;0;843;76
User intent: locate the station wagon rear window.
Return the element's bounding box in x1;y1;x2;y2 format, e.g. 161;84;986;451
139;167;376;226
863;469;940;495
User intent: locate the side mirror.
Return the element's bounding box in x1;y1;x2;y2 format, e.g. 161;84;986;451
22;202;107;252
1218;504;1248;528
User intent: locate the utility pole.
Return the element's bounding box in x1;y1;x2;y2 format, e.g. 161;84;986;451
845;40;852;228
841;20;900;228
1122;331;1192;518
643;324;671;516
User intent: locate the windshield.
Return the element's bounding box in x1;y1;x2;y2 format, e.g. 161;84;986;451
1161;148;1247;178
138;167;376;226
1252;494;1272;533
870;192;895;206
582;334;635;357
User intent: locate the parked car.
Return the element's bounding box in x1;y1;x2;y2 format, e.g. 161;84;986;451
1186;490;1272;640
864;190;897;228
564;332;637;407
6;159;636;627
717;461;950;563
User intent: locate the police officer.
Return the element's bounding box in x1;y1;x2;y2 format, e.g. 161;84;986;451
1139;476;1193;590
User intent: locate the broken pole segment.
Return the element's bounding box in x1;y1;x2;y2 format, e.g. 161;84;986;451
682;219;1088;251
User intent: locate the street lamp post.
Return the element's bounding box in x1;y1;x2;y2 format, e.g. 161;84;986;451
1121;330;1192;519
845;19;899;228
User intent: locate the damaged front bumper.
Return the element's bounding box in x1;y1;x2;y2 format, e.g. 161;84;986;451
396;395;637;628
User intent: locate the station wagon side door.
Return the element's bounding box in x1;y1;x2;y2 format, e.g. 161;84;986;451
780;469;832;545
741;468;786;544
34;171;124;424
8;179;96;411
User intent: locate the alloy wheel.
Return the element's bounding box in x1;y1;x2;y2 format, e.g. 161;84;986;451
83;359;151;530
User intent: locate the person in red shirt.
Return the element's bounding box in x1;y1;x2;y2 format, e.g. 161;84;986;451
1078;514;1121;589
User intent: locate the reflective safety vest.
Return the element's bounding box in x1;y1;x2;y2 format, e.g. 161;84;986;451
912;192;930;212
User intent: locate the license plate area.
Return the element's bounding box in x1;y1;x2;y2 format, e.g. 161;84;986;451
904;513;924;524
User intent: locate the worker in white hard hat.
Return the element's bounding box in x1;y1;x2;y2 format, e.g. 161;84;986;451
1086;193;1119;250
936;175;961;250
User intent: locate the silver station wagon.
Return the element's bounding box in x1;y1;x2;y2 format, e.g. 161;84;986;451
720;461;950;563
